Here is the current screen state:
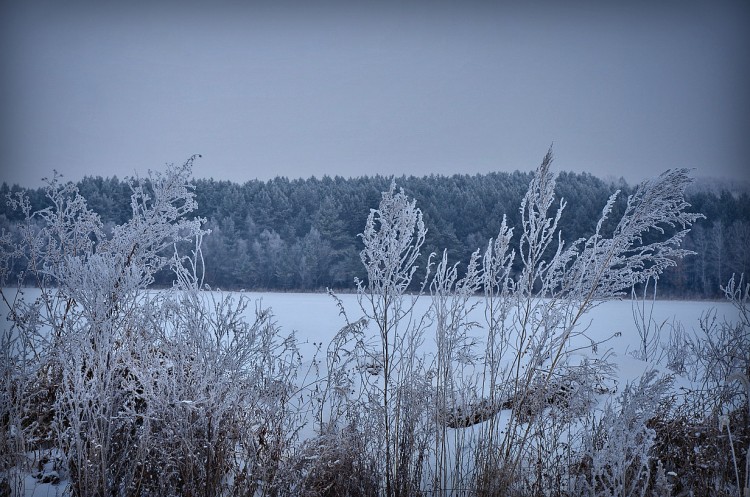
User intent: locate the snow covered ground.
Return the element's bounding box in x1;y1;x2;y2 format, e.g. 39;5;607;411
3;289;741;496
254;292;737;384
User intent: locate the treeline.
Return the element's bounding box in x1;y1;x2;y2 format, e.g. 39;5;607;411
1;170;748;297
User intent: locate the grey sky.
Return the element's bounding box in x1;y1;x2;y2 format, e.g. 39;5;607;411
1;0;748;187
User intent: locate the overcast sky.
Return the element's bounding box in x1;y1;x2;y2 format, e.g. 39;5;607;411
1;0;748;187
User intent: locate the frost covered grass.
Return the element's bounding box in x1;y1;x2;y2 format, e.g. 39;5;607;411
255;291;747;496
1;291;745;496
1;152;747;496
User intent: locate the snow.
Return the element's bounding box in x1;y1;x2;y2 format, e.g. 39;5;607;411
248;292;736;382
2;289;741;496
2;450;68;497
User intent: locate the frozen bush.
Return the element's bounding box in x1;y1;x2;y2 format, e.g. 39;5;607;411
575;370;673;497
334;149;702;496
0;158;306;496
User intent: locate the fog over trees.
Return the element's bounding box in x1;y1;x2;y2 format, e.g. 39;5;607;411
2;167;746;297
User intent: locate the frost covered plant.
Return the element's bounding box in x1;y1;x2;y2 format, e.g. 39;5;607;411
726;371;750;497
429;248;483;494
342;149;702;495
697;275;748;495
630;276;671;363
0;158;305;496
665;274;750;416
576;370;673;497
468;151;700;493
0;158;209;494
645;275;748;497
1;149;705;495
354;180;434;497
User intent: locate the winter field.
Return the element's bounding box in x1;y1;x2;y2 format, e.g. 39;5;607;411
1;156;748;495
2;288;746;496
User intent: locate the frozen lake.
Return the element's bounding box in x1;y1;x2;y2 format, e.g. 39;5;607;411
227;291;739;378
2;288;739;372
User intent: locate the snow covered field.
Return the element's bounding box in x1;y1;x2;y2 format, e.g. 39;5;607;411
6;145;742;495
4;289;741;496
249;292;737;373
2;289;736;356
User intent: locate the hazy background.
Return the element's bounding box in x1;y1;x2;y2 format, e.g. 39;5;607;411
1;0;748;187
